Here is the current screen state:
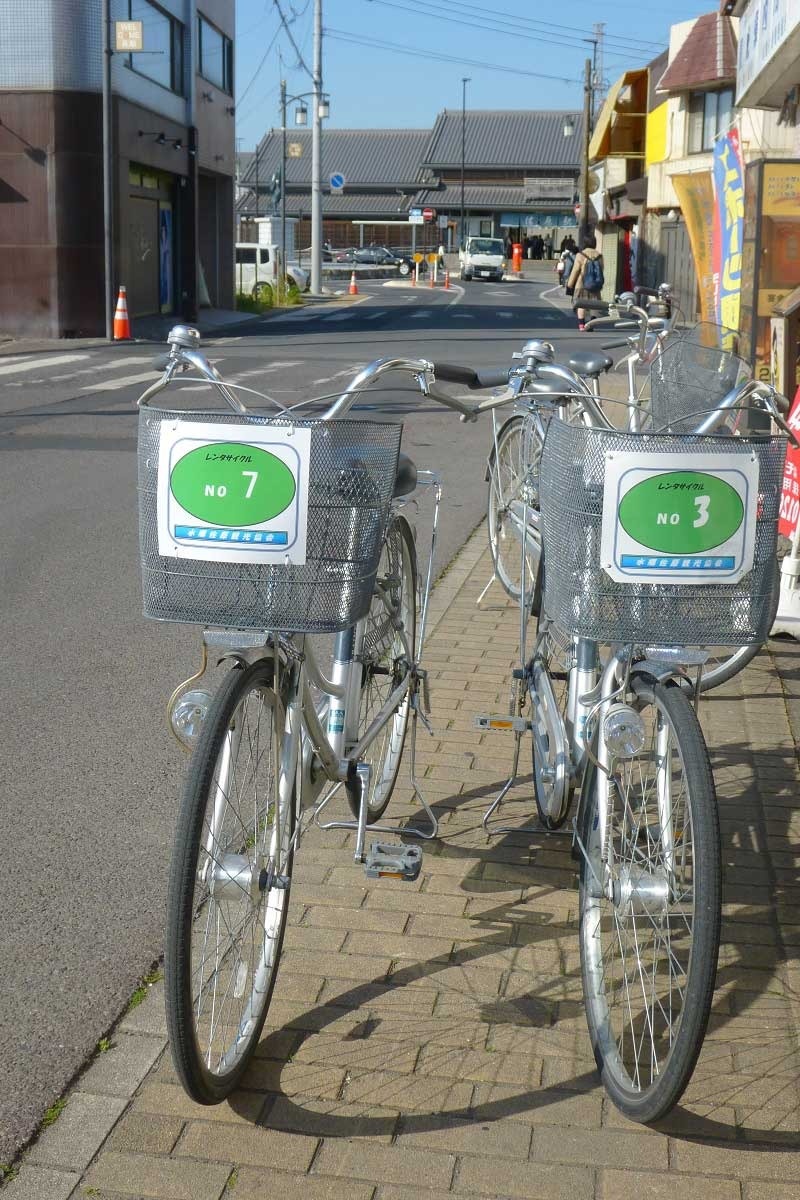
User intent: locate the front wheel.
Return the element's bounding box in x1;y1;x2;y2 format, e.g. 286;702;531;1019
347;514;417;821
398;262;410;277
579;678;720;1123
165;659;294;1104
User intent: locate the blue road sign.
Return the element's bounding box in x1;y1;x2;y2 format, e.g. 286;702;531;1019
329;172;345;192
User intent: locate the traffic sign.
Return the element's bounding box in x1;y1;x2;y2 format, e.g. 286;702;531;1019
426;253;438;263
422;207;436;222
437;214;449;229
329;172;345;193
412;252;424;263
409;208;424;226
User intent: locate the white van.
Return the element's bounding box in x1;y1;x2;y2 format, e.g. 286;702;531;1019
234;243;308;296
459;237;507;282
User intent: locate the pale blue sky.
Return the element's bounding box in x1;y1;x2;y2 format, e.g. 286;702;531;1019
234;0;718;150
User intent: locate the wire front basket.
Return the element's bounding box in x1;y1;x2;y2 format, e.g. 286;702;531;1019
539;421;786;647
649;324;749;433
139;406;402;633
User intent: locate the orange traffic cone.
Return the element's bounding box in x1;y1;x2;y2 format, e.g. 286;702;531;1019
410;265;416;286
348;271;359;295
113;285;131;340
444;270;450;290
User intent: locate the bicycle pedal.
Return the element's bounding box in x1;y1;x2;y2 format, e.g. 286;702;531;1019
475;714;531;733
364;841;422;882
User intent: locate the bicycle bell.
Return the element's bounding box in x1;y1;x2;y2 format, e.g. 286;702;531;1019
167;325;202;352
514;339;555;367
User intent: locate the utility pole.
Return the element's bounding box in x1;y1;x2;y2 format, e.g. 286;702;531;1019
460;77;470;247
310;0;323;295
102;0;113;340
580;57;592;245
280;78;287;304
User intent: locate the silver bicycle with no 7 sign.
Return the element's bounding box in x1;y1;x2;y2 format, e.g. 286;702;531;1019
137;325;506;1104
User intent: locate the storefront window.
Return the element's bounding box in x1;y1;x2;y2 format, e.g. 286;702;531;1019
198;15;233;94
127;0;184;95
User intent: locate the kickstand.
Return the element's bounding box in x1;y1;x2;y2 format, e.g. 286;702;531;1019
481;725;543;837
313;678;438;855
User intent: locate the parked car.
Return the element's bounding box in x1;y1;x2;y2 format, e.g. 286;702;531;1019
335;245;426;276
459;236;507;281
234;243;308;296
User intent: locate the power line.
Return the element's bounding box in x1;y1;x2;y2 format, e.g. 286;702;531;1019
325;27;579;83
237;25;283;106
273;0;313;76
363;0;664;54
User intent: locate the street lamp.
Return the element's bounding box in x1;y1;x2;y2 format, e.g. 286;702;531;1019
280;80;330;301
460;77;470;248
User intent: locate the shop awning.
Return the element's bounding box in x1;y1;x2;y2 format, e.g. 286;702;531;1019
589;69;648;162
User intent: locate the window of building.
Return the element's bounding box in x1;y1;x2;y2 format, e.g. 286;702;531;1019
126;0;184;94
687;88;734;154
198;15;233;94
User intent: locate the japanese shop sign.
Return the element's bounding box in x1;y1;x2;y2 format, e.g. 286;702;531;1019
600;451;759;585
115;21;143;52
157;420;311;563
673;172;717;325
712;129;744;341
778;387;800;537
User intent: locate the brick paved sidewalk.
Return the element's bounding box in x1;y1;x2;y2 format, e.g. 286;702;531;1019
9;525;800;1200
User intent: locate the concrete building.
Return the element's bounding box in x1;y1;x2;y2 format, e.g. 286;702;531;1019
0;0;235;337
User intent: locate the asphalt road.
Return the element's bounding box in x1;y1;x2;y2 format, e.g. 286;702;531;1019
0;270;586;1161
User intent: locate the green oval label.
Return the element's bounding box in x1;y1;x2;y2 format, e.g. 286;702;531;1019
170;442;296;527
618;470;743;554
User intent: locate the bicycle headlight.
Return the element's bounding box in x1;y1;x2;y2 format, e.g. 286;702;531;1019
170;688;213;749
603;703;646;759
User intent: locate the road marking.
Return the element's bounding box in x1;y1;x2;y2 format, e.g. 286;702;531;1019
309;364;367;388
0;353;90;377
451;313;475;320
267;310;313;322
365;310;388;320
497;311;513;319
322;311;357;322
81;370;160;393
410;310;432;320
232;361;303;380
48;355;151;383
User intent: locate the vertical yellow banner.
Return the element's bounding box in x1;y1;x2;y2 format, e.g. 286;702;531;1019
673;172;717;323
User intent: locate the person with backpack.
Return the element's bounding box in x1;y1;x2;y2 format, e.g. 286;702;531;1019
567;233;604;331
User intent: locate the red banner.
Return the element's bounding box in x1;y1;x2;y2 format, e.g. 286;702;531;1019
778;386;800;536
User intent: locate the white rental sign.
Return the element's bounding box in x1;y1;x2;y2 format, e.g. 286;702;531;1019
600;450;759;585
157;420;311;564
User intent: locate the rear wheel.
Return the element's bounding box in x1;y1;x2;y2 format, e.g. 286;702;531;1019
165;659;294;1104
487;415;542;601
252;281;273;304
347;514;417;821
579;678;720;1123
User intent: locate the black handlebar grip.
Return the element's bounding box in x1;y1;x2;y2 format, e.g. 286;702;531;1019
575;298;608;312
432;362;480;387
601;340;633;351
152;353;173;373
475;367;510;388
634;285;659;299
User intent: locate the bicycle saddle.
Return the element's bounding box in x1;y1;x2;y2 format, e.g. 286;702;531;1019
566;351;613;378
393;452;417;497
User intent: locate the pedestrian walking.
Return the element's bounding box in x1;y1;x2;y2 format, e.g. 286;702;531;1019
437;242;446;270
543;233;553;260
558;246;575;293
567;233;604;331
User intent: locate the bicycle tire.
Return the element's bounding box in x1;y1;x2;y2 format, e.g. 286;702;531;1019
487;416;541;602
530;610;574;831
347;513;417;821
578;676;720;1123
680;562;779;695
165;659;295;1104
